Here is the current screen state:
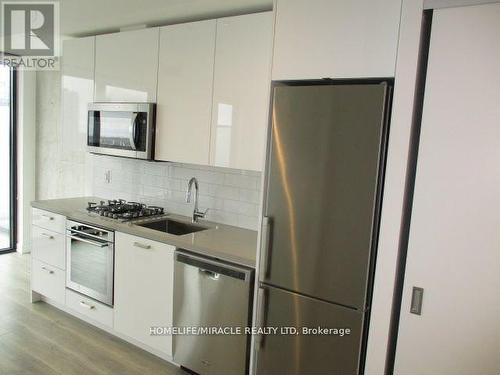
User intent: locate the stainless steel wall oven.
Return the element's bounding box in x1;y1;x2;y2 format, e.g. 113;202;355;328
66;220;115;306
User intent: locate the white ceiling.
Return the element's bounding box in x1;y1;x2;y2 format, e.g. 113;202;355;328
60;0;273;37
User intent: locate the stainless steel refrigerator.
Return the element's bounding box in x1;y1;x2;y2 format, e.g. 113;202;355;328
255;81;392;375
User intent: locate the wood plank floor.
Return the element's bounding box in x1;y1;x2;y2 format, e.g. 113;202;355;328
0;252;184;375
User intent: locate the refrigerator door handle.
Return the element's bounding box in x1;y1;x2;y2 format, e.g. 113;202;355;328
255;286;268;351
259;216;272;281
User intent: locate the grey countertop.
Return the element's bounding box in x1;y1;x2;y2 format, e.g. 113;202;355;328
32;197;258;268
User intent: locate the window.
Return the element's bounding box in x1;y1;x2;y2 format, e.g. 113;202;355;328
0;63;16;253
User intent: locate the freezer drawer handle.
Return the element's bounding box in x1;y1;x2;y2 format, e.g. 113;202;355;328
255;287;269;351
410;286;424;315
41;214;54;220
199;268;220;280
259;216;272;280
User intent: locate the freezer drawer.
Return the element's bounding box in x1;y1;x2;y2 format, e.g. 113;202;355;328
173;250;254;375
261;83;390;309
255;286;364;375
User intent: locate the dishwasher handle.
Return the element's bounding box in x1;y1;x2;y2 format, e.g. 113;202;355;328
175;250;253;283
199;268;220;280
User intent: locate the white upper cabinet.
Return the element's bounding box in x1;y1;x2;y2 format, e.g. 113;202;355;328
210;12;273;171
94;28;159;102
155;20;216;165
272;0;402;79
61;36;94;164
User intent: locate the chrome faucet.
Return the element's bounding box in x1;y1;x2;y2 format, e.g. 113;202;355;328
186;177;208;223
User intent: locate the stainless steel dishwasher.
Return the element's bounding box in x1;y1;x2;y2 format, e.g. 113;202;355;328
173;249;254;375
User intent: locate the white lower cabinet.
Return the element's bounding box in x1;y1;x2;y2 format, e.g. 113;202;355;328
30;215;176;359
32;208;66;234
31;209;67;306
32;259;66;305
114;232;175;356
66;289;113;328
32;225;66;270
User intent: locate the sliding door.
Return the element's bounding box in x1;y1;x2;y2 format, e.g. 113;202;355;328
394;4;500;374
0;63;16;253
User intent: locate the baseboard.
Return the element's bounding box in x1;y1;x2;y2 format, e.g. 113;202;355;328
16;241;31;254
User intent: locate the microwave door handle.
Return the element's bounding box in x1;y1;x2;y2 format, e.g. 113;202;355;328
128;112;138;150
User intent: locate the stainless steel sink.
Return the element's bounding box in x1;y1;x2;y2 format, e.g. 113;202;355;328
136;218;208;236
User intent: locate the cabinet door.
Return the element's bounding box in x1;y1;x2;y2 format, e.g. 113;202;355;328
210;12;273;171
61;37;94;167
95;28;159;102
272;0;401;79
155;20;216;165
114;232;174;356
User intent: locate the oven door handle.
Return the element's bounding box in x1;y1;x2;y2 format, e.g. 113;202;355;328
69;228;111;242
68;235;108;248
129;112;138;150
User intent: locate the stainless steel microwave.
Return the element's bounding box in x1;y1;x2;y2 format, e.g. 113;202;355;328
87;102;156;160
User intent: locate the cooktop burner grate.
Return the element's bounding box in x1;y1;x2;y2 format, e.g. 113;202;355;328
86;199;165;221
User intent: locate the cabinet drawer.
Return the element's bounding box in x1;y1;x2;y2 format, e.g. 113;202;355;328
32;208;66;234
32;259;65;305
32;225;66;269
66;289;113;328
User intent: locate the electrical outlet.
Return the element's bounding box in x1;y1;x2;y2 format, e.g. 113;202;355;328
104;170;112;184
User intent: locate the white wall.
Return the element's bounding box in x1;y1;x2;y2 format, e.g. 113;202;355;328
0;66;11;234
364;0;424;373
17;71;37;254
36;71;89;200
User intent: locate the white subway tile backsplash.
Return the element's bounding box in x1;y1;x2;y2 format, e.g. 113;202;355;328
239;188;261;204
164;177;182;191
224;173;259;189
91;156;262;230
199;195;224;211
142;185;165;199
143;174;166;188
223;199;259;216
143;162;168;176
207;184;240;200
170;190;187;203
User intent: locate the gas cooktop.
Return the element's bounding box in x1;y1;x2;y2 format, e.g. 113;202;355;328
86;199;165;221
